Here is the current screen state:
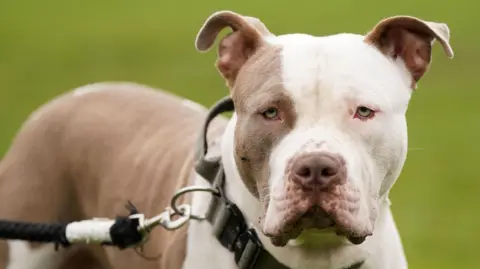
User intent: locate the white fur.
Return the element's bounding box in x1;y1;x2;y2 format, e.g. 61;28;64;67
268;33;409;268
6;241;64;269
263;33;411;237
186;33;411;269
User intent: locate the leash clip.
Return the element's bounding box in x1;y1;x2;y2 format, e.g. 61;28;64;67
159;204;192;230
130;185;219;235
170;186;219;220
131;204;192;234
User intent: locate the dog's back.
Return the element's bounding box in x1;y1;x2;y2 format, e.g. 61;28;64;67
0;82;227;269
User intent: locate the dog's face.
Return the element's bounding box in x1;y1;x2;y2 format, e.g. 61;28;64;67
196;11;453;246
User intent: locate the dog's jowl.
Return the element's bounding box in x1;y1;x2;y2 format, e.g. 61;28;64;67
0;10;452;269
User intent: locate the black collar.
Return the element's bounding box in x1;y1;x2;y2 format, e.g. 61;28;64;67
194;96;364;269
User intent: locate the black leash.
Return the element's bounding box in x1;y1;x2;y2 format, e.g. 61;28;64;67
0;203;143;250
0;220;70;248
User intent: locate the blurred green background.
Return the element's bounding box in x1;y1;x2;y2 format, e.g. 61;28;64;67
0;0;476;268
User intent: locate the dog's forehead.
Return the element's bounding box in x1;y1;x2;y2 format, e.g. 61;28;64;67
260;33;412;116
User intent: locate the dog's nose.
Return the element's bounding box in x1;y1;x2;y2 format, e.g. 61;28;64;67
290;152;346;189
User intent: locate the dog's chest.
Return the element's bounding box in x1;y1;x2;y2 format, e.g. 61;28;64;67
182;175;238;269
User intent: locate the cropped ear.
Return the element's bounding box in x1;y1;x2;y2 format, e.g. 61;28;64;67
365;16;454;88
195;10;274;88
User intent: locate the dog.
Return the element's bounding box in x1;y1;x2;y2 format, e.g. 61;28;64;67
0;10;453;269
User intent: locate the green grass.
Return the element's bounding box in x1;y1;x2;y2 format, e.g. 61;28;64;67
0;0;477;268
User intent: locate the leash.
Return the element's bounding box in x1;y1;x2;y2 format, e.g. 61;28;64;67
0;201;192;250
0;96;364;269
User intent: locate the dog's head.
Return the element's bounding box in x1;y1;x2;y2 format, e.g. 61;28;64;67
195;11;453;246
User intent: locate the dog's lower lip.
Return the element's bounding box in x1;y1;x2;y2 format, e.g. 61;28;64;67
264;207;337;245
336;228;369;245
347;235;366;245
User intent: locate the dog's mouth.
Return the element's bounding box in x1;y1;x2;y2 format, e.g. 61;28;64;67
263;205;369;247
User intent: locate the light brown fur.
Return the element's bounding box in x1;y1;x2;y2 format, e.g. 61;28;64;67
0;82;227;269
196;10;299;230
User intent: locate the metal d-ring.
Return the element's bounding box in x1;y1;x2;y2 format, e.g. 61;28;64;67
170;186;219;220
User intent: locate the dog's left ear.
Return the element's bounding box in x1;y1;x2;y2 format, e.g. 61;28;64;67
195;11;274;88
365;16;454;88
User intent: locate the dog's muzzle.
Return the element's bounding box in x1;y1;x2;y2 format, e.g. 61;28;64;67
264;152;370;246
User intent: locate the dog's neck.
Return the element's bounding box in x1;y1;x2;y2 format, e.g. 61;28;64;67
221;113;263;226
219;113;396;269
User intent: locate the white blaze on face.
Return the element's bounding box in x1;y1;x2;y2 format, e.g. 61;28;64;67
263;33;412;231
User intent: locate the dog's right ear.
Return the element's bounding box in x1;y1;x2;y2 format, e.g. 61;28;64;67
195;11;274;88
365;16;454;89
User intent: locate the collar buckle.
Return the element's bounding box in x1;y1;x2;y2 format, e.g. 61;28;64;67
234;229;263;269
207;198;265;269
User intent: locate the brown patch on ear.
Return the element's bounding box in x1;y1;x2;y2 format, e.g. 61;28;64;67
365;16;454;88
195;11;274;88
216;31;255;88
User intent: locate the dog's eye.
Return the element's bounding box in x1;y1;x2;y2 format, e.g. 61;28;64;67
262;107;279;120
354;106;375;120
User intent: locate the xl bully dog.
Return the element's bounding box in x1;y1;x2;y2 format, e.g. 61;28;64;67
0;10;453;269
